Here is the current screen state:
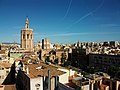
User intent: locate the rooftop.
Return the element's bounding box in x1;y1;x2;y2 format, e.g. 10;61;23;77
0;50;6;54
0;62;12;68
100;84;109;88
85;72;110;80
24;63;66;78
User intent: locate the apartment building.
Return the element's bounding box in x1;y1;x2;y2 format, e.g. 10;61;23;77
16;61;74;90
89;54;120;71
0;62;11;84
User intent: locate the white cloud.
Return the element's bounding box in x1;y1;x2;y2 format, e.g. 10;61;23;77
101;24;120;27
33;32;38;35
13;26;22;29
13;34;20;37
34;31;120;38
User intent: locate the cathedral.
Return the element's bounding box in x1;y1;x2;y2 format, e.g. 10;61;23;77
21;17;33;51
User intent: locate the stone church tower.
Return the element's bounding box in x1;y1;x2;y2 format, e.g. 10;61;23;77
21;17;33;51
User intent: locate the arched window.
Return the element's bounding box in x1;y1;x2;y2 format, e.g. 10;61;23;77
27;34;29;39
31;34;32;39
23;34;25;39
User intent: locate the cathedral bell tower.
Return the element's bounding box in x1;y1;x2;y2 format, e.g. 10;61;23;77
21;17;33;51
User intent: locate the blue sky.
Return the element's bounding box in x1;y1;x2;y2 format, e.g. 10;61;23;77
0;0;120;44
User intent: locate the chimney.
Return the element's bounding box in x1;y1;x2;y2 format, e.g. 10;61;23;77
55;76;59;90
23;65;25;71
26;66;29;75
48;69;51;90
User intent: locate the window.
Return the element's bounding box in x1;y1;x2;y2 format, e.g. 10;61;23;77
23;34;25;39
6;71;9;75
35;84;40;90
31;34;32;39
94;56;97;59
27;34;29;39
36;88;39;90
0;67;4;70
99;56;102;59
53;56;54;60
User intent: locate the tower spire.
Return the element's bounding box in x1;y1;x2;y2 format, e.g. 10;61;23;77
25;16;29;29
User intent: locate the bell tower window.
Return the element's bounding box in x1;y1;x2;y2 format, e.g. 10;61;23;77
27;34;29;39
31;34;32;39
23;34;25;39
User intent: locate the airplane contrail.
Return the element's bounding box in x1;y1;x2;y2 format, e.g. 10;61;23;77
35;31;120;37
67;0;104;29
62;0;73;20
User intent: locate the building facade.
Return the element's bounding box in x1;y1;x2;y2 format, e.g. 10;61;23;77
71;48;89;68
0;62;11;84
16;62;71;90
42;38;50;50
89;54;120;71
21;17;33;51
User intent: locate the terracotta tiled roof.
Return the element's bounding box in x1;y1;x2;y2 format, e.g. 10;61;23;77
25;63;66;78
0;50;6;54
2;84;16;90
100;84;108;88
0;62;12;68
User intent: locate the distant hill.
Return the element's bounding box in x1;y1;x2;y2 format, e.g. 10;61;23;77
2;42;20;45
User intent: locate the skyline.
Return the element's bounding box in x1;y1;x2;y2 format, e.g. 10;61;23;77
0;0;120;44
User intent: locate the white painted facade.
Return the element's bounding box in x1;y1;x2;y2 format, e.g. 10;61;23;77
58;68;76;84
59;72;68;84
0;65;11;84
82;85;90;90
30;76;56;90
30;77;43;90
